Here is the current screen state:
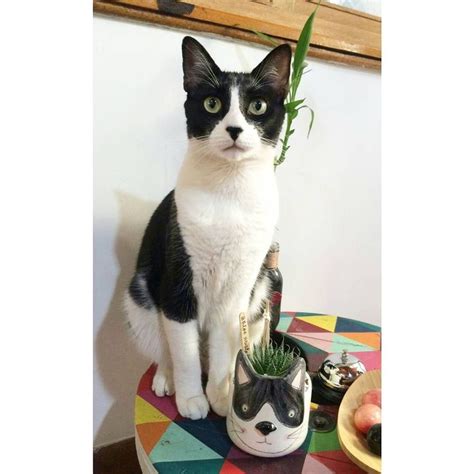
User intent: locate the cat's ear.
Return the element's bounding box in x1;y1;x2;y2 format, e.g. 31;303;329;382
182;36;222;92
251;44;292;97
284;358;306;392
235;351;253;386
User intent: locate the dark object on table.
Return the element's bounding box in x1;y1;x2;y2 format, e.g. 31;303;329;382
312;350;366;405
265;242;283;331
308;409;337;433
265;243;310;367
366;423;382;456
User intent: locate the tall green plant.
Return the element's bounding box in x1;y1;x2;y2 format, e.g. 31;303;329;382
255;5;319;168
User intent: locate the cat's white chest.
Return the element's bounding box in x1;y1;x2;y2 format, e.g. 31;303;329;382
175;156;277;322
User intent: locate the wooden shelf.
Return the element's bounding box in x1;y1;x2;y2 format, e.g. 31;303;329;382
94;0;381;70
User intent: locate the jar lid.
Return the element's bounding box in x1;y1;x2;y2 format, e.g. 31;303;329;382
317;350;366;391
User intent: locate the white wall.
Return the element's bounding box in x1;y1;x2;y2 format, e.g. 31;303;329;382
94;15;380;446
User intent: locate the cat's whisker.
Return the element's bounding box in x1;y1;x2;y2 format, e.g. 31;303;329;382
287;426;303;439
229;415;245;434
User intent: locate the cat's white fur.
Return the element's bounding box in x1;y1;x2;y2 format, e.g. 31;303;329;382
126;84;278;419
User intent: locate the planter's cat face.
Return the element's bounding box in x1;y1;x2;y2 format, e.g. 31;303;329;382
182;36;291;162
228;351;308;456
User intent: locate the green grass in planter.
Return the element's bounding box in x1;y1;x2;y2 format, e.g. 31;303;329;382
249;342;300;377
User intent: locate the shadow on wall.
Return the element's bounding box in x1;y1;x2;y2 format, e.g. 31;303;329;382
94;191;157;446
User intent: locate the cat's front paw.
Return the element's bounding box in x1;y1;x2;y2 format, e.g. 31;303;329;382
206;383;230;417
176;394;209;420
152;368;175;397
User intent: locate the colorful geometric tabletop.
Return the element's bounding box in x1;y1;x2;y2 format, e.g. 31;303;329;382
135;312;381;473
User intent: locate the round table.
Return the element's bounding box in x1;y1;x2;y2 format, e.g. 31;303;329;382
135;312;381;473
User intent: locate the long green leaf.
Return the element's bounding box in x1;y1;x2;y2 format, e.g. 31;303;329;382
255;3;320;168
285;99;305;112
253;30;280;47
297;105;315;138
292;10;316;83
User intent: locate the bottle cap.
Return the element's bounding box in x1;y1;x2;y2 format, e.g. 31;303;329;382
265;242;280;269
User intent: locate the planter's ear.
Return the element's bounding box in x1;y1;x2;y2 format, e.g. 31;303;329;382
251;44;292;98
182;36;221;92
284;358;306;392
235;351;253;386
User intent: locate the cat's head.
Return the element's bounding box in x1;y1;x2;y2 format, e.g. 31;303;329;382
182;36;291;162
228;351;309;456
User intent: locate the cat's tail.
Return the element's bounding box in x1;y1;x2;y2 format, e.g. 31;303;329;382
127;272;154;310
124;273;165;362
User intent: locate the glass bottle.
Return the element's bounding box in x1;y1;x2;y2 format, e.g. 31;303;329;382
264;242;283;331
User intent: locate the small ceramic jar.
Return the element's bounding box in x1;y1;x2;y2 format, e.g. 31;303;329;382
227;350;312;458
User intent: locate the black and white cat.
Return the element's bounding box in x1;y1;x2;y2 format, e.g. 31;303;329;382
124;36;291;420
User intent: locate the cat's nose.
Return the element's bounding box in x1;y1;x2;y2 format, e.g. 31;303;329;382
255;421;277;436
226;126;243;141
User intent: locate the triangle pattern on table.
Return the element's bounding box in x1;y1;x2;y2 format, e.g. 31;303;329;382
350;351;381;371
288;317;331;333
302;454;334;474
153;458;225;474
276;315;293;332
230;449;307;474
335;317;380;333
226;445;254;460
286;333;331;354
287;332;334;352
330;333;375;353
136;421;171;455
135;395;170;424
137;364;155;392
339;332;381;350
310;452;365;473
143;394;179;420
288;331;375;353
295;312;326;317
313;449;355;463
307;427;341;453
296;315;338;333
176;417;233;458
149;422;223;464
219;459;246;474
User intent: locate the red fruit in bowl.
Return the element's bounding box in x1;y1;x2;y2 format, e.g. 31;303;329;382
354;404;381;434
362;389;381;407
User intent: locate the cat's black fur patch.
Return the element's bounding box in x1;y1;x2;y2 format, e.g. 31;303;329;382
233;353;305;428
128;190;197;323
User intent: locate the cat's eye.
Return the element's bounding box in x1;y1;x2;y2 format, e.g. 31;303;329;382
248;99;267;116
288;409;296;418
203;96;222;114
242;404;249;413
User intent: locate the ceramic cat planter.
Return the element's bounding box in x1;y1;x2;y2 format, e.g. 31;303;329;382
226;350;312;457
